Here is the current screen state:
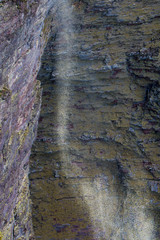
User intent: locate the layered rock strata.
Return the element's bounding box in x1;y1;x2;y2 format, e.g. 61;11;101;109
0;0;56;239
0;0;160;239
29;0;160;239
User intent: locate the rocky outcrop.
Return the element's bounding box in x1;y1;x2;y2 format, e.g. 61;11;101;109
0;0;56;239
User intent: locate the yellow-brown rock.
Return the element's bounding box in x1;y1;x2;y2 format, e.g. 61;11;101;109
29;0;160;239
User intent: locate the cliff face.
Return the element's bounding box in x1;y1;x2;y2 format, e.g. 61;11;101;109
29;0;160;239
0;0;160;240
0;1;56;239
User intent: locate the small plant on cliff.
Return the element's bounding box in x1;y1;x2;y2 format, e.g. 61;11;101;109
0;231;3;240
0;86;11;101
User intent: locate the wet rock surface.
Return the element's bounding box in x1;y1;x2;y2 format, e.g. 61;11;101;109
29;0;160;239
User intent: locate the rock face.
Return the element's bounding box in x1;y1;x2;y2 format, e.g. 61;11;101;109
29;0;160;240
0;0;160;239
0;0;56;239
